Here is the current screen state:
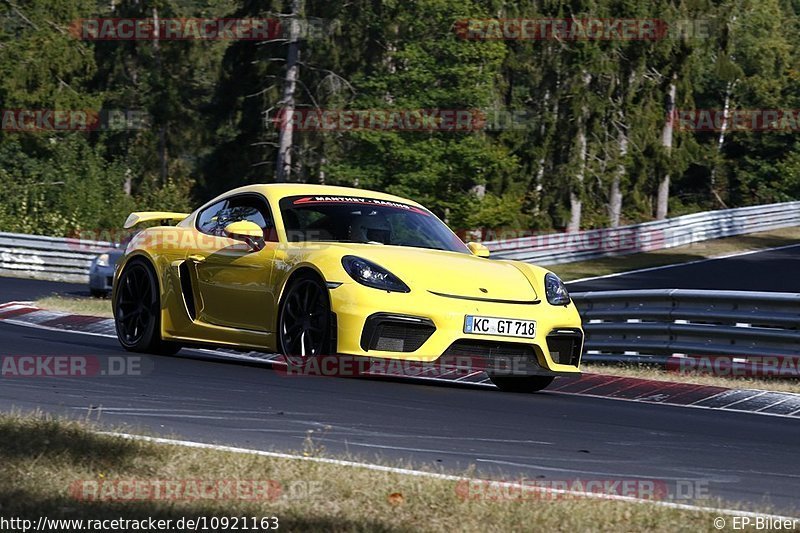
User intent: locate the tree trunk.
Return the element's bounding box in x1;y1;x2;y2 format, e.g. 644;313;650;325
568;73;591;232
531;89;553;218
609;119;627;228
532;163;544;217
656;75;676;220
318;156;326;184
275;0;302;182
567;184;583;232
152;7;168;186
710;82;732;207
609;65;636;228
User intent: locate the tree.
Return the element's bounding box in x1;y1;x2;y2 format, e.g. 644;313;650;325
274;0;302;182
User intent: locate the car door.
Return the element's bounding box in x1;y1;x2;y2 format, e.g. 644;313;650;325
187;193;279;332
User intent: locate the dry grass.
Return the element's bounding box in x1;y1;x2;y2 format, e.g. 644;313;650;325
35;295;113;318
552;226;800;282
0;412;747;532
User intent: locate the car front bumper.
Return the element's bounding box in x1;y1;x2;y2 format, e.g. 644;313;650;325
88;266;115;292
328;282;583;375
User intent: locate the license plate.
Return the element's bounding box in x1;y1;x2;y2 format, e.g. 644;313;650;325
464;315;536;339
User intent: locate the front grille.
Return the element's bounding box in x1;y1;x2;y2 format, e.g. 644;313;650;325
361;314;435;352
546;329;583;366
442;340;535;359
442;340;538;373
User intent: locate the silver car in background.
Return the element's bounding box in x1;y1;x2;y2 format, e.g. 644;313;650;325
88;248;124;297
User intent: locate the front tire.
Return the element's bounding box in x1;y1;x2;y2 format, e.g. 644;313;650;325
278;273;331;369
489;375;555;393
114;259;181;355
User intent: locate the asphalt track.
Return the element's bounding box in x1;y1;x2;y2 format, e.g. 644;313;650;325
568;243;800;292
1;253;800;513
1;320;799;512
0;277;86;301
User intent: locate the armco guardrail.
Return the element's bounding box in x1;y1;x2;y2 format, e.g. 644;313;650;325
573;289;800;370
0;232;111;283
485;201;800;264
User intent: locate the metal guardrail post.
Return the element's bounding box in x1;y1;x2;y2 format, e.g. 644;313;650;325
485;201;800;265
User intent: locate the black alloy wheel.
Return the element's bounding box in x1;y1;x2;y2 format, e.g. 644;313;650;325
278;274;331;366
114;259;180;355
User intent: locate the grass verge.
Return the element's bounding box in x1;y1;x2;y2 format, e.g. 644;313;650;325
35;295;113;318
0;412;753;532
552;225;800;282
583;364;800;395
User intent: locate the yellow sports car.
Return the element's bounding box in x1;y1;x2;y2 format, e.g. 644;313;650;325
112;184;583;392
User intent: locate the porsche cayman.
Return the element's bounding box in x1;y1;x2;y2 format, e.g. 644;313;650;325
112;184;583;392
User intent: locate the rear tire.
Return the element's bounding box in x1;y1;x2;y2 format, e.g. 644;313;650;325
489;375;555;393
114;259;181;355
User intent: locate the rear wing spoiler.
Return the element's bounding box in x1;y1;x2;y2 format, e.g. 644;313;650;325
123;211;190;229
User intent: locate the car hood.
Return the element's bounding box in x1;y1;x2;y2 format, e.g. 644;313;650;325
325;243;538;302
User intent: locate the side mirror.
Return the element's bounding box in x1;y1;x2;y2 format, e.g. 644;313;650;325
467;242;490;258
224;221;264;251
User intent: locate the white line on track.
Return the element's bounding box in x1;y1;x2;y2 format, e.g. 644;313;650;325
566;242;800;285
99;431;800;521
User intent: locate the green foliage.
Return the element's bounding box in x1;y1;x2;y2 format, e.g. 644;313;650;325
458;192;533;231
0;136;133;234
1;0;799;237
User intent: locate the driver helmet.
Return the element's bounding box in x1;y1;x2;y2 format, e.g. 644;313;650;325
349;211;392;244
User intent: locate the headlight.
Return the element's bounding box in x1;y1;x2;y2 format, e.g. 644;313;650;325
341;256;410;293
95;253;110;268
544;272;570;305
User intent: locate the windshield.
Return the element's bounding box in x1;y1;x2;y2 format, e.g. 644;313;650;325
279;195;469;253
